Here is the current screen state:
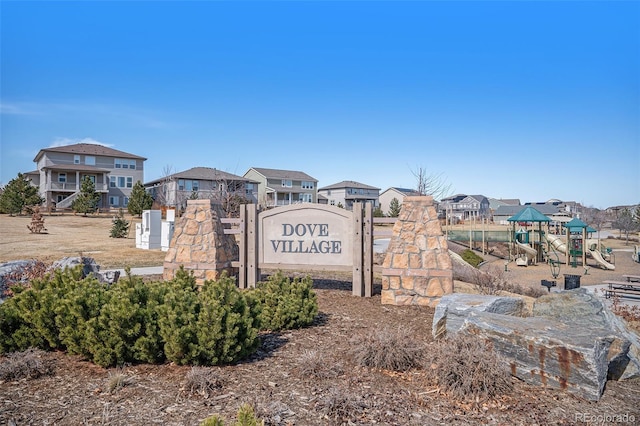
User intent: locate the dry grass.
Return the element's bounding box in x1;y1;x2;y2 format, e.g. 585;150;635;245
349;326;425;372
0;213;167;269
184;366;224;398
107;366;135;393
0;348;55;381
425;333;513;402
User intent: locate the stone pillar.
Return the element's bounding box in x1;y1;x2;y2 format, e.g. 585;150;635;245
163;199;239;285
381;196;453;307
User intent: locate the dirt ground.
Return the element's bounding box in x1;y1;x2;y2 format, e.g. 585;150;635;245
1;214;640;425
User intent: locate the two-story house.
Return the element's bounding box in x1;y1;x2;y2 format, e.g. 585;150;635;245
317;181;380;210
144;167;258;210
243;167;318;208
378;187;420;216
438;194;490;222
29;143;146;210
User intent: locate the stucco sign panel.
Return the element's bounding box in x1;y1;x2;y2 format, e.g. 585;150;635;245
259;205;353;266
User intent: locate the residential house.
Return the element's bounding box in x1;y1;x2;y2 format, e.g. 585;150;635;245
438;194;490;223
144;167;258;210
317;181;380;210
492;201;574;225
243;167;318;208
378;187;420;216
30;143;146;210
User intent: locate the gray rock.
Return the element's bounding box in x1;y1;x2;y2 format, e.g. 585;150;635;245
432;293;525;339
460;311;613;401
533;288;640;380
50;256;119;285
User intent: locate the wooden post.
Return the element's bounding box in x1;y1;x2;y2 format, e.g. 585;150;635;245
363;202;373;297
246;204;259;288
237;206;247;289
352;203;364;296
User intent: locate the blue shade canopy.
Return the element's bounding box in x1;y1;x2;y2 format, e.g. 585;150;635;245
564;218;588;230
507;206;552;223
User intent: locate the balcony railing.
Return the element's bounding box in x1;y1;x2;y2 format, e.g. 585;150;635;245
49;182;109;192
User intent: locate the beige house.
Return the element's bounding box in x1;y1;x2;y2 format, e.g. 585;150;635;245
317;180;380;211
29;143;146;210
378;187;420;216
243;167;318;208
144;167;258;210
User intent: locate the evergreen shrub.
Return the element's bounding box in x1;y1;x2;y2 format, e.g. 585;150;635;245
249;272;318;331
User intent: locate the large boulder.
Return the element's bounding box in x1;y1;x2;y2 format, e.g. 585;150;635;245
432;293;526;339
460;311;614;401
533;289;640;380
432;288;640;400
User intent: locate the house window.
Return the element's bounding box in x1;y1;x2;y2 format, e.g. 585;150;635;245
82;175;96;184
299;193;312;203
85;156;96;166
56;195;65;203
282;179;292;188
110;176;116;188
118;177;126;188
74;155;80;164
330;200;335;206
123;197;129;207
109;196;119;206
58;173;66;183
127;177;133;188
178;179;198;191
115;158;135;169
327;190;331;196
301;181;314;189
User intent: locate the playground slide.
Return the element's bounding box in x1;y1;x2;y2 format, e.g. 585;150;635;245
515;240;538;262
545;234;567;255
588;248;616;270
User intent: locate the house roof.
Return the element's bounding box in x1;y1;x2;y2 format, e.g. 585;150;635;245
34;143;146;161
441;194;487;203
318;180;380;191
381;187;420;196
145;167;256;186
494;203;559;216
248;167;317;182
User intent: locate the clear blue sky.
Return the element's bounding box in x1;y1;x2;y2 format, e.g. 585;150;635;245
1;1;638;209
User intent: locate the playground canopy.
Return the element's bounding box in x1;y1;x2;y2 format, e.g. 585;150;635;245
564;217;596;234
507;206;551;223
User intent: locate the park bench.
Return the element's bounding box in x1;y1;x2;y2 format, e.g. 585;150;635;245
604;280;640;299
622;274;640;283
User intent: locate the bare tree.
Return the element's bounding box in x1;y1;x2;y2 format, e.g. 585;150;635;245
581;206;608;242
410;166;452;201
149;164;175;207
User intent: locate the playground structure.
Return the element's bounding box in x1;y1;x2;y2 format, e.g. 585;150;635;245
445;206;618;274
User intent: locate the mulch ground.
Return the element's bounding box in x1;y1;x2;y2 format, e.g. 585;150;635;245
2;273;640;426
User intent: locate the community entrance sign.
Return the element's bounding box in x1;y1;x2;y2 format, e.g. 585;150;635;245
236;203;373;296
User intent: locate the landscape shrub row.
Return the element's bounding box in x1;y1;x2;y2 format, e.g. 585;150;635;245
0;267;317;367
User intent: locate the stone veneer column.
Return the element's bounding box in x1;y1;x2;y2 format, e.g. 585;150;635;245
163;199;239;285
381;196;453;307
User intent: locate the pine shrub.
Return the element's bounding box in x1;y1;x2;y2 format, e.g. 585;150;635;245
83;273;166;367
157;269;259;366
249;272;318;331
194;275;259;365
110;209;130;238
